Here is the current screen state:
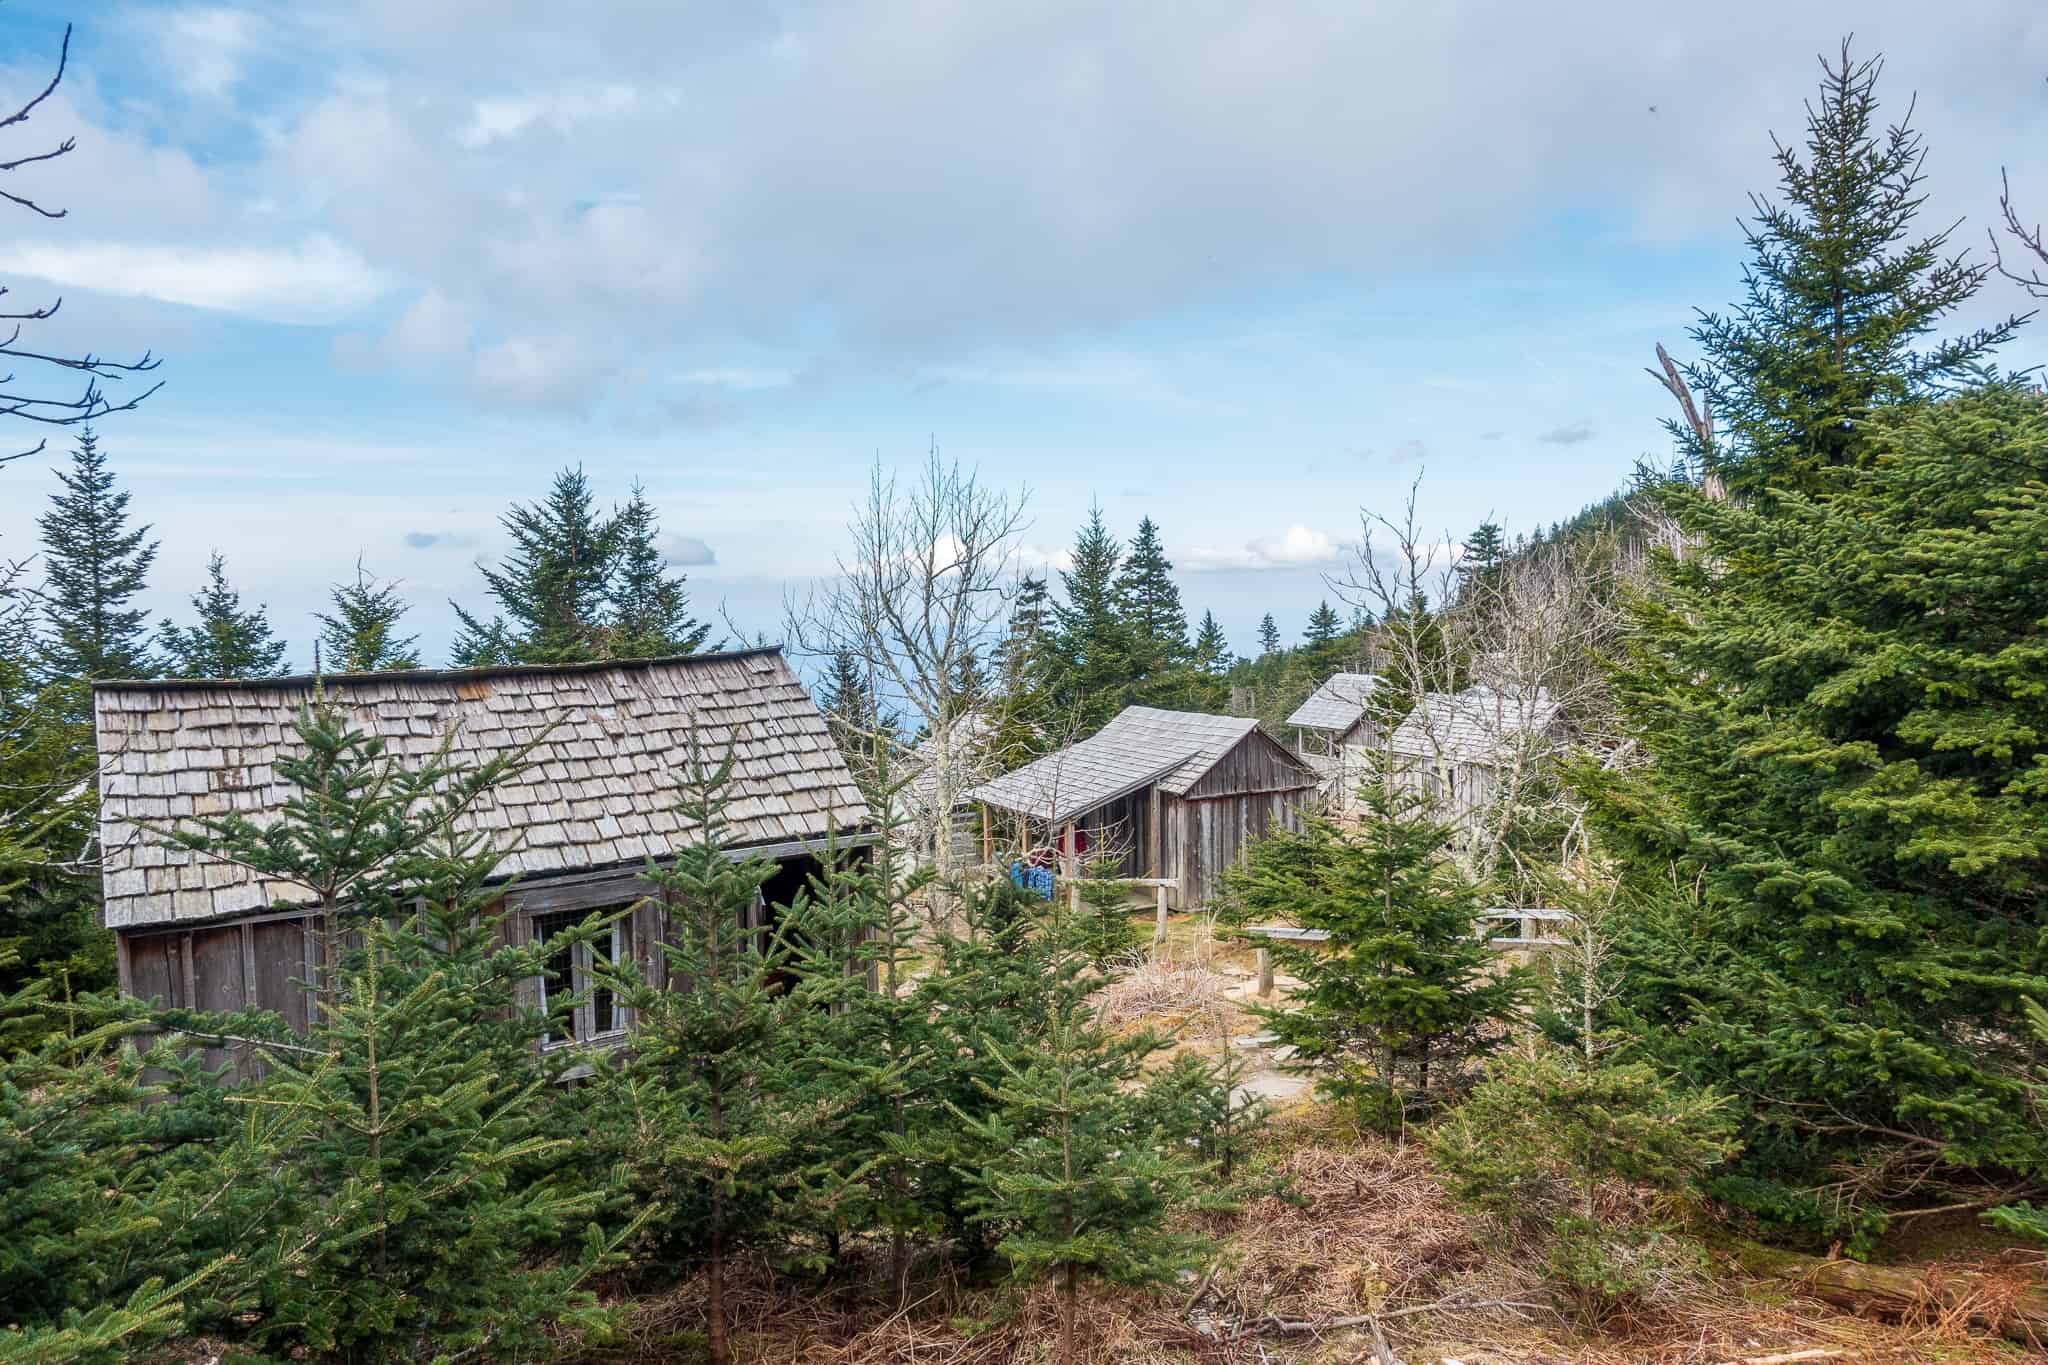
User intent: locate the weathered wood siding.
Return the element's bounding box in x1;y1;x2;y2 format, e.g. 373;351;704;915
1161;788;1307;907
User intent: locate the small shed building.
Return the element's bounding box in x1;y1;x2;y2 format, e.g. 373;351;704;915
1284;671;1380;807
1386;685;1564;833
94;649;870;1058
964;706;1317;908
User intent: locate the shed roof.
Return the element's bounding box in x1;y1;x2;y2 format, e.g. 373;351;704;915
94;649;869;930
1285;672;1381;731
1386;685;1562;766
965;705;1296;821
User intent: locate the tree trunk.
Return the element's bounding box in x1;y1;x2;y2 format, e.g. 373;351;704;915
1735;1243;2048;1343
707;1229;728;1365
1059;1262;1077;1365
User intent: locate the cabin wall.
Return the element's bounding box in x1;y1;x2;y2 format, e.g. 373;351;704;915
1161;787;1309;907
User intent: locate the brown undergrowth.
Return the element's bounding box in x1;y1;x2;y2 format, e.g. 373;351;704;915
575;1106;2033;1364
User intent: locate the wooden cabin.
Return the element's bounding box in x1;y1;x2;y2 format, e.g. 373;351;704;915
1385;684;1564;837
964;706;1318;908
1284;671;1380;809
94;649;871;1060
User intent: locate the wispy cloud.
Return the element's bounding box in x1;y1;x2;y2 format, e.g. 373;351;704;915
0;236;385;325
659;533;717;566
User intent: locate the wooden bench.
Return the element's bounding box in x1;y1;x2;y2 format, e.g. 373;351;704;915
1242;924;1333;996
1240;910;1576;996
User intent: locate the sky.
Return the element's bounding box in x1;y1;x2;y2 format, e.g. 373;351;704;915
0;0;2043;670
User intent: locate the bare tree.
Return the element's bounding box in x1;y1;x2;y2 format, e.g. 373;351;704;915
788;451;1028;910
1990;167;2048;301
0;23;163;468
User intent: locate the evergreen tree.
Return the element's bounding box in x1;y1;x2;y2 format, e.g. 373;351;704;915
1256;613;1281;656
1048;507;1130;732
157;553;288;679
1223;746;1527;1129
1191;610;1231;674
949;933;1210;1365
599;748;803;1365
1586;382;2048;1240
607;483;713;657
777;790;950;1302
159;703;631;1359
1679;41;2021;497
453;467;620;665
1458;521;1507;595
817;649;875;756
315;562;419;672
990;574;1055;765
38;427;157;682
1302;599;1342;646
1114;516;1188;677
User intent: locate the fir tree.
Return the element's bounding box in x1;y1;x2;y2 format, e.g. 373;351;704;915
1302;600;1342;646
453;467;620;665
1192;610;1231;674
1256;613;1281;656
38;426;157;682
1115;516;1188;673
1458;521;1507;595
817;649;876;759
315;562;419;672
1585;382;2048;1239
1680;41;2021;497
949;934;1210;1365
1224;746;1527;1128
160;703;631;1359
1048;507;1130;732
990;574;1055;765
599;746;802;1365
157;553;288;679
607;483;713;657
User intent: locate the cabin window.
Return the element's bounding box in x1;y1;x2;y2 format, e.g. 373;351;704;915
533;910;628;1046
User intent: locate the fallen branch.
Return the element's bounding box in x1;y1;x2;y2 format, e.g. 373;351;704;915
1718;1351;1841;1365
1735;1243;2048;1345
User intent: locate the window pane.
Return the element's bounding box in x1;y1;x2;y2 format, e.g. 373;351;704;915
533;912;580;1043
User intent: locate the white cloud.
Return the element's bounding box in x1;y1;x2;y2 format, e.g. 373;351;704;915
678;366;793;390
0;235;386;324
153;7;262;98
457;83;651;148
1183;525;1343;572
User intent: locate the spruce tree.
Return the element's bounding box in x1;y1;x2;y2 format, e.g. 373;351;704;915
1458;521;1507;595
1679;41;2021;497
1302;599;1342;646
990;574;1055;765
1048;507;1130;732
1586;382;2048;1238
949;934;1209;1365
1224;745;1527;1128
1115;516;1187;670
315;562;419;672
607;483;713;657
453;466;620;665
817;649;876;760
158;703;631;1360
1256;613;1281;656
1191;609;1231;674
157;553;288;679
38;426;157;682
598;747;801;1365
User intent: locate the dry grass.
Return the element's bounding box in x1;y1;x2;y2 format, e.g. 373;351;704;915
1091;953;1237;1040
583;1107;2036;1364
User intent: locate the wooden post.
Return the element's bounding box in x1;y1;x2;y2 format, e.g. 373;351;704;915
1256;946;1274;998
980;803;992;867
1153;882;1169;948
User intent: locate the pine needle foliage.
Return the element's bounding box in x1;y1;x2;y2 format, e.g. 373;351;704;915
158;552;288;679
37;426;156;684
316;563;420;672
1584;383;2048;1238
1223;746;1527;1128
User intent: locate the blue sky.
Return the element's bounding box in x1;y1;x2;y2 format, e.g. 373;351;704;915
0;1;2043;668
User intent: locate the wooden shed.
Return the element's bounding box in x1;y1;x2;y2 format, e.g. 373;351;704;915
1386;684;1564;837
1284;671;1380;809
94;649;871;1062
964;706;1317;908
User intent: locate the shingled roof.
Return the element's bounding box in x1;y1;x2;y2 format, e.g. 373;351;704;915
94;649;869;930
966;706;1277;821
1285;672;1381;731
1387;685;1562;766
